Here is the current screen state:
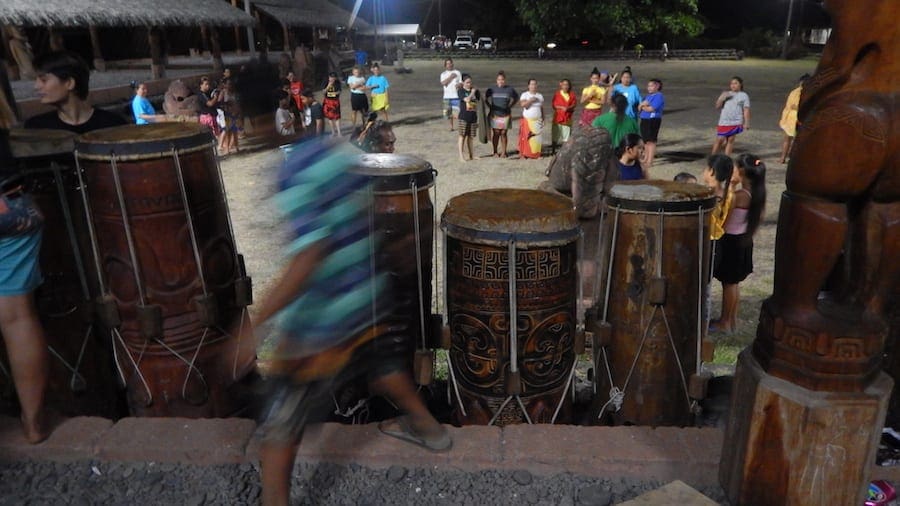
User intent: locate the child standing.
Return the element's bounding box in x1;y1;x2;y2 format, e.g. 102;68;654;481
712;76;751;156
322;72;342;137
711;154;766;334
638;78;664;169
457;74;480;162
366;63;390;121
347;66;368;127
702;154;735;338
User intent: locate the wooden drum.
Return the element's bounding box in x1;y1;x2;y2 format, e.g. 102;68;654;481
442;189;580;425
1;128;121;418
591;181;715;426
350;154;436;383
75;123;255;417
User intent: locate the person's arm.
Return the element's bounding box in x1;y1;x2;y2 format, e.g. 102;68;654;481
580;87;593;105
440;72;456;86
253;242;325;324
743;106;751;130
716;91;732;109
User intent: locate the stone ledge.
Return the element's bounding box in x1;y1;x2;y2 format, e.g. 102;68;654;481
1;415;729;488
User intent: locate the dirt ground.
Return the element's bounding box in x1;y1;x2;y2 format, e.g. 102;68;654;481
220;56;819;366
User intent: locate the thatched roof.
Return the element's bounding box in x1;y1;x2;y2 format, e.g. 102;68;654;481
254;0;368;29
0;0;256;27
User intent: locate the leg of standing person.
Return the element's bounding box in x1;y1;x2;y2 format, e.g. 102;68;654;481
724;135;736;156
644;140;657;168
260;441;299;506
466;127;474;160
491;128;500;156
715;282;739;333
0;294;50;443
499;127;509;157
458;128;466;162
780;133;792;164
369;372;447;442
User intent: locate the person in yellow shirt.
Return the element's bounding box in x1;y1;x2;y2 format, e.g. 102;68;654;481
703;154;735;335
579;68;613;127
778;74;809;164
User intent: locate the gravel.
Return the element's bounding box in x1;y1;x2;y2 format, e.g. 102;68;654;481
0;460;728;505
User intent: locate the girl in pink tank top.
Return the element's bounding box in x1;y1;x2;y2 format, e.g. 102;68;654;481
710;154;767;334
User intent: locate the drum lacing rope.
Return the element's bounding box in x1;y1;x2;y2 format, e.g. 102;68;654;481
696;205;705;377
597;206;621;414
37;162;92;391
487;239;532;426
107;154;149;307
410;178;428;352
110;326;153;405
75;152;137;393
171;148;210;298
210;142;248;372
332;395;370;423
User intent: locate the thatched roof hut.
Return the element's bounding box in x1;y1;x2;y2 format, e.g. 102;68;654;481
253;0;368;29
0;0;256;27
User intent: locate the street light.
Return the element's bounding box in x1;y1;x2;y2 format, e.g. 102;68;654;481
780;0;796;59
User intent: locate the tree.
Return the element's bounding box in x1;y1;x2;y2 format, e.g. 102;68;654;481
512;0;704;47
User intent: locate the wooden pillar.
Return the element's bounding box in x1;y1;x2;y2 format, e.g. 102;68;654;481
48;27;64;51
0;26;19;81
148;27;165;79
199;24;210;57
209;26;224;72
255;12;268;64
231;0;242;54
88;26;106;71
282;24;290;53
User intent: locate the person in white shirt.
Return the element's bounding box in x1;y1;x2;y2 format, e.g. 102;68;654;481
439;58;462;131
517;78;544;159
275;93;295;137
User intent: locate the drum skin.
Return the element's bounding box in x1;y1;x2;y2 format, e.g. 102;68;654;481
593;181;715;426
350;154;435;370
442;189;579;425
1;128;122;418
76;123;254;417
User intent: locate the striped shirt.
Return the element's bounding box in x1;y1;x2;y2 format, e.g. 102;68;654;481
271;140;388;358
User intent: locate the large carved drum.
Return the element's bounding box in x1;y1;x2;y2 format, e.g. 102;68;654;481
75;123;255;417
442;189;579;425
591;181;715;426
1;129;121;417
349;154;437;381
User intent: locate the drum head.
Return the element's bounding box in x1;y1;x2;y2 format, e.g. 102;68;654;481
8;128;76;159
442;188;579;246
608;181;716;212
75;123;214;161
350;153;435;193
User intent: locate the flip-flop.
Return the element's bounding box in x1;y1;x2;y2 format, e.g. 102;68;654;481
378;416;452;452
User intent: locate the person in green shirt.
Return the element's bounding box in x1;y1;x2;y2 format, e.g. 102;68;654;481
592;93;639;148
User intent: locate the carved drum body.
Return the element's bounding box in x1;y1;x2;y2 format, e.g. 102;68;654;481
442;189;579;425
76;123;254;417
592;181;715;426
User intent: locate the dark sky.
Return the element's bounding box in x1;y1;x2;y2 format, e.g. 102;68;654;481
335;0;828;38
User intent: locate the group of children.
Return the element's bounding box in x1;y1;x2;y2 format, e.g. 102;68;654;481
276;64;391;140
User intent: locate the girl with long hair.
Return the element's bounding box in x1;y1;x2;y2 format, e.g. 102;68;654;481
711;154;766;333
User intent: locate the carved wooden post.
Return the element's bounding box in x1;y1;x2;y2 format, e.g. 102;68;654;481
199;24;210;57
719;2;900;505
209;26;224;72
88;26;106;71
148;27;165;79
282;24;290;53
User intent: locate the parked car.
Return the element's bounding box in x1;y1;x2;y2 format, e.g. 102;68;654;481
476;37;494;51
453;35;473;50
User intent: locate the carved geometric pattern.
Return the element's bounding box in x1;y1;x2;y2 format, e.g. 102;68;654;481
461;245;563;281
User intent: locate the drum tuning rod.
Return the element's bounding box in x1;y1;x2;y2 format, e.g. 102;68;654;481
73;153;111;295
171;148;210;297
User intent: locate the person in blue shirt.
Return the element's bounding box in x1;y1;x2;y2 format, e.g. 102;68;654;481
365;63;390;121
612;68;641;119
638;78;665;169
131;82;156;125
